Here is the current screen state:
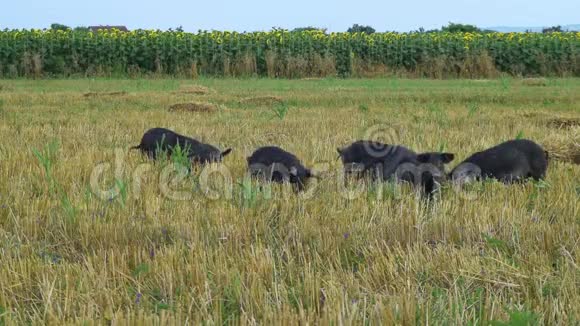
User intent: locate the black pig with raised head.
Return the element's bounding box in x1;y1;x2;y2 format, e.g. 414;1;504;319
336;140;455;195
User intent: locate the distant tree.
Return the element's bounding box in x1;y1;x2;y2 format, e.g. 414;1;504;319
270;27;288;32
441;22;480;33
542;25;563;33
73;26;90;32
413;26;439;33
347;24;375;34
50;23;70;31
292;26;327;33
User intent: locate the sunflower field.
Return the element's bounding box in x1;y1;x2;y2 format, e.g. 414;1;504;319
0;29;578;78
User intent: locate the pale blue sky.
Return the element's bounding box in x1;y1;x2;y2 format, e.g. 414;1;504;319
1;0;578;32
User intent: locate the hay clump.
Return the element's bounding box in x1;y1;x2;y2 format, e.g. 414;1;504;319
83;91;127;97
547;118;580;130
173;85;213;95
239;96;283;105
169;102;217;113
543;128;580;164
521;78;548;87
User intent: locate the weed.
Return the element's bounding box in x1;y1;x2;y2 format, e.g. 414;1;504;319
490;308;539;326
32;139;59;194
358;103;369;113
500;77;511;90
132;263;150;278
115;178;128;207
271;101;290;120
467;102;479;117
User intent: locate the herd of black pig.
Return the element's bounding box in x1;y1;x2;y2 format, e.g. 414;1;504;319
131;127;549;196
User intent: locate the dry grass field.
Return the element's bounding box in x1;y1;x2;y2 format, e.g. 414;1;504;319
0;78;579;324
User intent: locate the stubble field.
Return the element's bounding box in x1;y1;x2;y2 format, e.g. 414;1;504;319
0;78;579;324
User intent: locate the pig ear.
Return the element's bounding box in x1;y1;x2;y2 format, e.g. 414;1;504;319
221;148;232;157
336;147;343;155
440;153;455;163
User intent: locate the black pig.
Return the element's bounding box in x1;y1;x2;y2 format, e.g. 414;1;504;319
247;146;315;191
450;139;548;184
131;128;232;164
336;140;455;194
